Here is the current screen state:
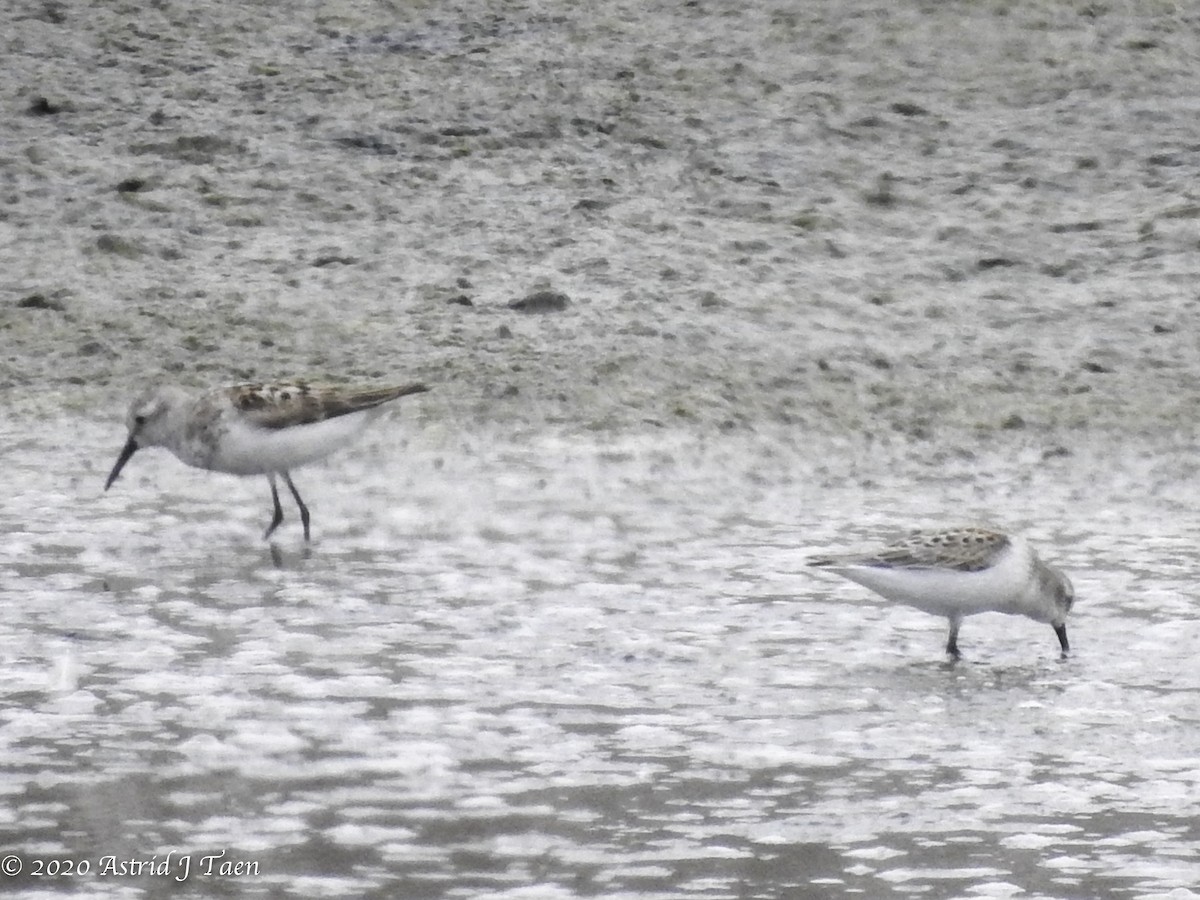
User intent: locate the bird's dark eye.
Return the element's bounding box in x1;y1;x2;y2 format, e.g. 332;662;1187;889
134;414;146;426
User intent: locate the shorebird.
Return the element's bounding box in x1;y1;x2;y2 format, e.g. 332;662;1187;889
104;380;429;540
809;527;1074;658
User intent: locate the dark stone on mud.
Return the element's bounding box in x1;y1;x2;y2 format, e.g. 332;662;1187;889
509;290;570;313
977;257;1019;270
77;340;112;357
27;96;65;116
115;177;149;193
1048;221;1103;233
333;134;398;155
439;125;489;138
17;293;65;311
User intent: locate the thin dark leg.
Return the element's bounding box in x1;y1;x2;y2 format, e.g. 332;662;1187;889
945;617;962;659
264;473;285;540
282;470;311;542
1054;623;1069;655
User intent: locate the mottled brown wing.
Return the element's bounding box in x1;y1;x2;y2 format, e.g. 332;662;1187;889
226;382;428;430
875;528;1010;572
318;383;430;419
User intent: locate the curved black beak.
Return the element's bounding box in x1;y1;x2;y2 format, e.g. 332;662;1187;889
105;436;139;490
1053;623;1069;654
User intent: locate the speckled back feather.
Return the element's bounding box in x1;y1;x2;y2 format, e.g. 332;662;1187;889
226;382;428;430
813;527;1011;573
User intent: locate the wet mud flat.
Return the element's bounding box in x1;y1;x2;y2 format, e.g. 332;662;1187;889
3;1;1199;443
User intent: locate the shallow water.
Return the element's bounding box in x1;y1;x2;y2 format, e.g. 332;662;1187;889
1;416;1198;899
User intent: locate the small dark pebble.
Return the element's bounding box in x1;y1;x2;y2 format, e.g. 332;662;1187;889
446;295;473;307
509;290;570;313
574;198;610;211
632;134;668;150
312;254;357;267
496;324;513;339
439;125;489;138
1000;413;1026;430
1042;446;1072;460
1082;361;1113;374
1048;221;1102;233
1147;153;1181;167
27;96;64;116
890;101;929;116
17;293;65;311
115;177;148;193
333;134;398;155
977;257;1019;270
1151;323;1173;334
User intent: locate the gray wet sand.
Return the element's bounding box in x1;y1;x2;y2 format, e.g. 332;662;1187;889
3;1;1200;898
4;0;1199;443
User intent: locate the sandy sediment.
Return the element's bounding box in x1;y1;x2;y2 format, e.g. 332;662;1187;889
2;1;1198;454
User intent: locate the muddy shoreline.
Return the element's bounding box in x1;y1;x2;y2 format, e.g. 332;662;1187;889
4;1;1198;455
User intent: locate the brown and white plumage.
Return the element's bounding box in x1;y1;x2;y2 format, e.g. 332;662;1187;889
105;380;429;540
810;527;1075;658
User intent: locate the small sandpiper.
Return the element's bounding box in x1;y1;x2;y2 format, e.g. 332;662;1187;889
105;380;429;540
810;527;1074;658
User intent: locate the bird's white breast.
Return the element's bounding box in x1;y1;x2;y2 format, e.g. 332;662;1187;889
205;409;376;475
828;539;1037;620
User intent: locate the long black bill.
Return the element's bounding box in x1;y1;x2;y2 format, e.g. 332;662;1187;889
104;437;139;491
1053;623;1069;654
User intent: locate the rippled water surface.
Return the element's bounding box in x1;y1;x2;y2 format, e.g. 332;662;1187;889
2;417;1199;899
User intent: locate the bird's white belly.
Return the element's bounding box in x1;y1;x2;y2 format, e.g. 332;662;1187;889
206;411;374;475
831;550;1031;620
